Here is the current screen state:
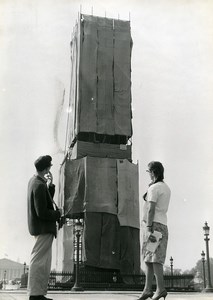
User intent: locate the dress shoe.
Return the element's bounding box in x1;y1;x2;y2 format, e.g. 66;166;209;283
40;296;53;300
138;291;154;300
152;289;167;300
29;296;53;300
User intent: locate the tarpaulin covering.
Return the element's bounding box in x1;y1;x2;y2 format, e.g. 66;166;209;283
79;15;98;133
83;212;140;273
113;20;132;136
69;22;80;144
84;157;117;214
58;163;65;210
68;14;132;140
71;140;131;160
83;212;120;269
96;17;114;134
62;225;74;272
63;157;118;216
55;221;75;272
63;157;139;223
117;159;140;229
63;159;85;217
119;226;140;275
59;156;140;272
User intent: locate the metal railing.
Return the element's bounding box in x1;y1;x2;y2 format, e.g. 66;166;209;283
46;271;195;291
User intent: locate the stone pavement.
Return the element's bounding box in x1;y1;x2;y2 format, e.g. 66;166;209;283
1;291;213;300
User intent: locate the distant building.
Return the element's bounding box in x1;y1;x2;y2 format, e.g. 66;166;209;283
0;258;27;281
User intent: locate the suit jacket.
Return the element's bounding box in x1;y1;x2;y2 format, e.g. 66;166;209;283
27;175;61;237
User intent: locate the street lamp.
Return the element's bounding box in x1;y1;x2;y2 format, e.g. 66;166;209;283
72;218;84;291
201;251;206;289
170;256;174;289
3;270;6;289
203;221;213;292
24;262;26;274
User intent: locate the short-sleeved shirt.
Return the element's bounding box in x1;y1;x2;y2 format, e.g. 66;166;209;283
143;181;171;226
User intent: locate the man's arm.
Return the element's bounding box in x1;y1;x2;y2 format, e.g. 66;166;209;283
34;184;60;221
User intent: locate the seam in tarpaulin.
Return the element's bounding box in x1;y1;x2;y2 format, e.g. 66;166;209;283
71;37;78;146
115;159;119;209
83;156;87;210
96;23;99;133
78;18;84;135
74;35;78;138
113;21;131;136
112;20;115;132
74;18;81;137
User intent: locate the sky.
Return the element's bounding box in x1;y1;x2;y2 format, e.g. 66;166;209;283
0;0;213;272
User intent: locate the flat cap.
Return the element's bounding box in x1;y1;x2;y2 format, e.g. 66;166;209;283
34;155;52;172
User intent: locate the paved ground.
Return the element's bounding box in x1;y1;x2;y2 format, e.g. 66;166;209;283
1;291;213;300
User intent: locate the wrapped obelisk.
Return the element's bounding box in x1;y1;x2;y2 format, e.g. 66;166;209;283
57;13;140;280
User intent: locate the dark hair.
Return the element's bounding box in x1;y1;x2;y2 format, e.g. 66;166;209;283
143;161;164;201
148;161;164;183
34;155;52;172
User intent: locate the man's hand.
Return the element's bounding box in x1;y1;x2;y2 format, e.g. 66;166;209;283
58;215;66;229
57;207;63;215
46;171;53;188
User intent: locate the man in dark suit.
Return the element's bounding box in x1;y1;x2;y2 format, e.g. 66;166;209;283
27;155;61;300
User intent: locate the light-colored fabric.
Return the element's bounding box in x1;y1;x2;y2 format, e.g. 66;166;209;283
117;159;140;229
69;26;79;143
28;234;54;296
143;182;171;225
142;222;168;265
62;225;75;272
